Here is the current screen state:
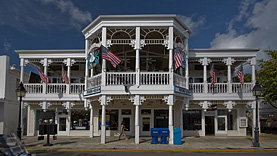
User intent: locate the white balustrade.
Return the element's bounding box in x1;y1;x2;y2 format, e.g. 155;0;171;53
24;83;43;93
173;73;186;88
106;72;136;85
189;83;204;93
47;83;66;94
232;83;253;93
208;83;228;93
70;83;85;94
140;72;170;85
88;74;102;88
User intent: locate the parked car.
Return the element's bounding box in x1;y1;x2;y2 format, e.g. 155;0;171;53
0;133;35;156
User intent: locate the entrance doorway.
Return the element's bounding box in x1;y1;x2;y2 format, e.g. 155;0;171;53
205;116;215;135
57;116;69;135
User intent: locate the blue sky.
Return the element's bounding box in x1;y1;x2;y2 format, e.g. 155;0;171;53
0;0;276;73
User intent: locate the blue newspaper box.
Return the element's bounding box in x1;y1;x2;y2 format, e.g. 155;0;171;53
173;128;182;145
151;128;160;144
159;128;169;144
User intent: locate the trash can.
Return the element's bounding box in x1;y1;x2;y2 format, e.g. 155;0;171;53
151;128;160;144
159;128;169;144
173;128;182;145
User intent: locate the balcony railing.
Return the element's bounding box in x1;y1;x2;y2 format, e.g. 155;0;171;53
24;83;43;94
47;83;66;94
140;72;170;85
208;83;228;93
189;83;204;93
189;82;253;93
232;83;253;93
106;72;136;85
70;83;85;94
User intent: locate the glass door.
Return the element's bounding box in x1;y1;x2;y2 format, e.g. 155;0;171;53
122;117;131;135
217;116;227;135
58;116;69;135
141;116;151;136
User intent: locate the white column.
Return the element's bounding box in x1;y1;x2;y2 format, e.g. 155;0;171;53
203;59;207;93
184;38;189;88
66;58;71;94
102;27;107;86
90;103;94;138
20;58;25;82
43;58;48;94
134;95;141;144
100;95;107;144
224;57;234;94
85;39;89;95
251;57;256;83
168;27;174;86
135;27;140;86
200;58;209;93
168;95;174;144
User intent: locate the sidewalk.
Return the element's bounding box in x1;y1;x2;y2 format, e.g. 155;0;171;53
23;133;277;151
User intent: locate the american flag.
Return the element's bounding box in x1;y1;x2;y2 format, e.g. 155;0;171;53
237;64;244;85
101;45;121;68
62;66;69;84
174;47;183;70
209;64;216;85
38;69;49;83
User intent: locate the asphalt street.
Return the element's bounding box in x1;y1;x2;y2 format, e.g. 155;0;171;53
31;151;277;156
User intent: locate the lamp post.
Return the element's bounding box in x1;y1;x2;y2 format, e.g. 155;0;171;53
15;82;27;140
252;81;262;147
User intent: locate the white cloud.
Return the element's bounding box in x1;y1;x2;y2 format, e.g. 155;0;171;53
40;0;92;30
178;15;206;35
0;0;92;34
3;40;12;52
211;0;277;51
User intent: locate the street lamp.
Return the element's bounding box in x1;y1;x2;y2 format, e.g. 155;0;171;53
252;81;262;147
15;82;26;140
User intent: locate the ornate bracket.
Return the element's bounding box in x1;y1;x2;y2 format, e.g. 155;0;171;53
162;95;176;106
39;101;52;112
129;95;146;105
98;95;112;105
40;59;52;67
62;102;75;111
140;40;146;48
163;39;169;48
63;58;76;66
199;58;211;66
223;101;237;112
198;101;212;111
223;58;235;66
129;40;136;48
106;39;112;47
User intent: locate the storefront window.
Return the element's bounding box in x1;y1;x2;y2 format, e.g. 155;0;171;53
99;109;118;130
217;109;238;130
141;109;151;115
71;109;90;130
183;109;202;130
122;109;131;115
154;110;171;128
35;109;55;130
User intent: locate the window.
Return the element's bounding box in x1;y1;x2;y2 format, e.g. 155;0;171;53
217;109;238;130
71;109;90;130
141;109;151;115
99;109;118;130
154;110;171;128
183;109;202;130
122;109;131;115
35;109;55;130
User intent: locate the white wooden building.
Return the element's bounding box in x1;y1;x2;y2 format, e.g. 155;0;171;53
15;15;259;144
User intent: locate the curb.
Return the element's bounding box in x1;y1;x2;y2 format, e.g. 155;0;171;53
27;148;277;152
